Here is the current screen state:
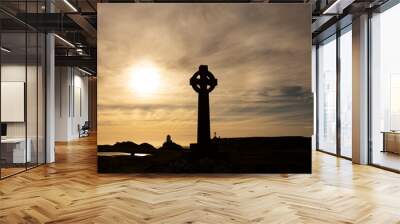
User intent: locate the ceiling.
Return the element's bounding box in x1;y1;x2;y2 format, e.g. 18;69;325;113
0;0;386;75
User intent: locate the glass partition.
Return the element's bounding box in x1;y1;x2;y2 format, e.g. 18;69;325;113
1;31;28;177
0;3;46;179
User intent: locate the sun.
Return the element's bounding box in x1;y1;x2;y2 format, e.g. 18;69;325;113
129;61;161;96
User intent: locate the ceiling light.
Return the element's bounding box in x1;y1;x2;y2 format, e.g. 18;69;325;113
322;0;355;15
54;34;75;48
78;67;93;76
1;47;11;53
76;48;85;55
63;0;78;12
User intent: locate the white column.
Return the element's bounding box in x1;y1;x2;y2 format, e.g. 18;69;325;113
352;14;369;164
46;33;55;163
45;0;56;163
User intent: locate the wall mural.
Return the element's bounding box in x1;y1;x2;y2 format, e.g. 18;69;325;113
98;3;312;173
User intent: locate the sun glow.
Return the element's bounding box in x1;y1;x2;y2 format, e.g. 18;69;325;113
129;61;161;96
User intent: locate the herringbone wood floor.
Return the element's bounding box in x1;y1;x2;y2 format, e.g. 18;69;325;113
1;135;400;224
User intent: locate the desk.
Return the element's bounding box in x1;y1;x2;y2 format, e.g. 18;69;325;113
382;132;400;154
1;138;31;163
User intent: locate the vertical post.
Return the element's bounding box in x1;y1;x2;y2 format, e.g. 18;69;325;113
0;24;2;179
24;2;27;170
336;29;341;156
315;44;320;150
198;92;210;145
352;14;369;164
46;0;56;163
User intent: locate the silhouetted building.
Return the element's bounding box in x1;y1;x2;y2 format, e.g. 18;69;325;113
161;134;184;151
166;134;172;143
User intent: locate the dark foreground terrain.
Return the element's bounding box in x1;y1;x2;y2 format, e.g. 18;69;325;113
98;137;311;173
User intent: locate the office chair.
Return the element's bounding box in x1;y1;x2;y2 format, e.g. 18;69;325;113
79;121;90;138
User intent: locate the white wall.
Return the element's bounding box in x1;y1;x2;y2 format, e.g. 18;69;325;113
55;67;89;141
72;73;89;138
1;65;37;138
55;67;70;141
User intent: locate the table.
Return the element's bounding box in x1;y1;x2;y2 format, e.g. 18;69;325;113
382;131;400;154
1;138;31;164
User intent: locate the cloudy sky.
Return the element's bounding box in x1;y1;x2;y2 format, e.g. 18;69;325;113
98;4;312;146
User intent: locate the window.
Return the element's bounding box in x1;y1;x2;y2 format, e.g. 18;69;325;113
370;3;400;171
317;35;337;154
339;27;352;158
316;25;353;158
